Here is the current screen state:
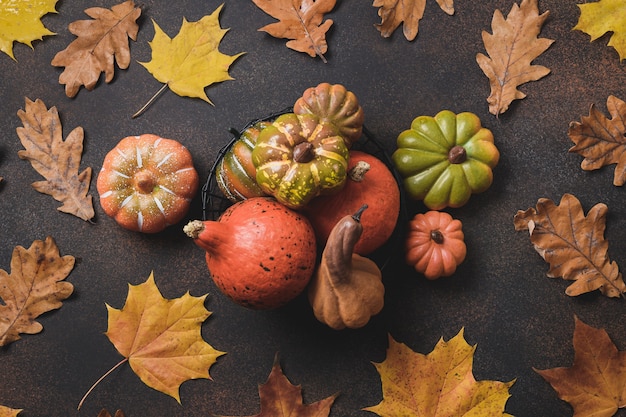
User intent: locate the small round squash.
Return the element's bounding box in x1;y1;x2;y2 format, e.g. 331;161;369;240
405;211;466;280
97;134;199;233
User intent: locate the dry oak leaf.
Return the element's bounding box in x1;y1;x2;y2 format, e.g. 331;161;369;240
476;0;554;116
16;98;94;221
134;4;243;117
51;0;141;98
97;410;125;417
219;354;338;417
535;316;626;417
78;272;224;409
568;95;626;186
574;0;626;62
0;0;57;60
373;0;454;41
0;236;75;347
252;0;335;62
364;330;515;416
514;193;625;298
0;405;22;417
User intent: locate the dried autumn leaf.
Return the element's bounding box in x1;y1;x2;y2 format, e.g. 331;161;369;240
51;0;141;98
0;0;57;60
535;316;626;417
252;0;335;61
78;272;224;409
514;193;625;297
97;410;125;417
568;95;626;186
16;98;94;222
476;0;554;116
0;405;22;417
574;0;626;62
0;237;75;346
219;354;337;417
373;0;454;41
364;330;515;416
134;5;243;117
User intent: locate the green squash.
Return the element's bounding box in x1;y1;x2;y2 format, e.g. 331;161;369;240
252;113;350;209
392;110;499;210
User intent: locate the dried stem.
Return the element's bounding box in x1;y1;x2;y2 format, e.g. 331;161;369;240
292;6;327;63
77;357;129;410
132;83;169;118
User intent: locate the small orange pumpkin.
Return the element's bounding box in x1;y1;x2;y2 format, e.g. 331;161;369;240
405;211;466;280
97;134;199;233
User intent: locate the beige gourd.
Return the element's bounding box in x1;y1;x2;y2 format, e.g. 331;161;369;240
308;205;385;330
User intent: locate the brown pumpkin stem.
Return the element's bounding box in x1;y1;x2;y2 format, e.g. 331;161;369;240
430;229;444;244
351;204;369;223
448;145;467;164
134;170;157;194
293;142;315;163
348;161;371;182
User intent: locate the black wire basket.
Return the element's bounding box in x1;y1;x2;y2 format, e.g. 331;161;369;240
201;109;408;270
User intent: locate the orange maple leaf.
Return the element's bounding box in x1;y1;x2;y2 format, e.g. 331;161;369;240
364;330;515;416
535;316;626;417
51;0;141;97
568;95;626;186
219;354;338;417
373;0;454;41
252;0;335;62
0;237;74;346
78;272;225;409
476;0;554;115
514;193;625;298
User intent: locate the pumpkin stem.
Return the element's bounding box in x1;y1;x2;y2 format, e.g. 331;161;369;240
352;204;369;223
134;170;156;194
430;229;444;244
348;161;371;182
293;142;315;163
448;145;467;164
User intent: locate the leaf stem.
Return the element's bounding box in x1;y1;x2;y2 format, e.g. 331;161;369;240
132;83;169;118
77;357;129;410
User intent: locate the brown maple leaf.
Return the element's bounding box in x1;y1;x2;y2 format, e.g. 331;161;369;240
569;95;626;186
97;410;125;417
51;0;141;98
476;0;554;115
16;98;95;222
78;272;224;409
0;237;75;347
252;0;335;62
535;316;626;417
219;354;338;417
373;0;454;41
514;193;625;298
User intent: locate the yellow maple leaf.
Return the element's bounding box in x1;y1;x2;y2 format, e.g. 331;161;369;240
78;272;225;409
0;0;57;60
574;0;626;61
0;405;22;417
135;4;244;117
364;330;515;416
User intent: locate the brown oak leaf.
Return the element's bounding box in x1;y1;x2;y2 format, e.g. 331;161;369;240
51;0;141;98
569;95;626;186
16;98;95;222
535;316;626;417
219;354;337;417
373;0;454;41
97;410;125;417
514;193;625;297
0;237;75;346
252;0;336;62
476;0;554;115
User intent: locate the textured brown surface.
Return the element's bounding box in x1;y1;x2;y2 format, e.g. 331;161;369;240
1;1;626;416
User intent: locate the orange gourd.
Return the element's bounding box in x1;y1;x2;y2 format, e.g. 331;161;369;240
97;134;199;233
405;211;466;280
303;150;400;255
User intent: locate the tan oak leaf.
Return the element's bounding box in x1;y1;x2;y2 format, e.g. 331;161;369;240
373;0;454;41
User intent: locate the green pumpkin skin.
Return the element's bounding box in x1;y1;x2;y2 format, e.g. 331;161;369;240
392;110;499;210
252;113;350;210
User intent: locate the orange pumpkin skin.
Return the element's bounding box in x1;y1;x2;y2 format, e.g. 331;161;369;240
303;150;400;255
97;134;199;233
405;211;466;280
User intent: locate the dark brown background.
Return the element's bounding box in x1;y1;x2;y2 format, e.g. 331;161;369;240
1;0;625;416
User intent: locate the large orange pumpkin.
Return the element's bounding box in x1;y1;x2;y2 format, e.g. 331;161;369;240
97;134;199;233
